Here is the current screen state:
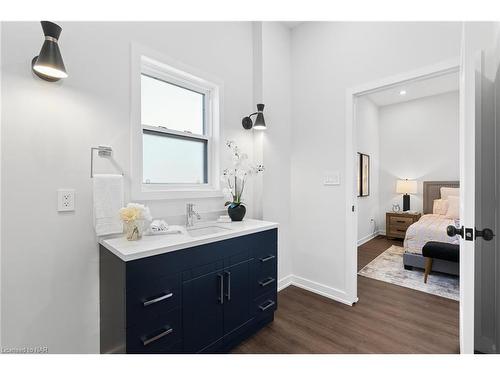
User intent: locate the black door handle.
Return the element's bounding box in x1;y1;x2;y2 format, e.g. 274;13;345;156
476;228;495;241
447;225;464;238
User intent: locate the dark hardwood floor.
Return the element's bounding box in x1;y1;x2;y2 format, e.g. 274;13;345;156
232;235;459;354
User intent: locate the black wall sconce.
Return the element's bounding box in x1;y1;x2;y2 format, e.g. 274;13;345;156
242;104;266;130
32;21;68;82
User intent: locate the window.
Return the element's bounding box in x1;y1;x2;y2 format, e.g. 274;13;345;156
141;74;208;184
130;45;221;200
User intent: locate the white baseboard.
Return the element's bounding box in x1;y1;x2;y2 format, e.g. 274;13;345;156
357;231;379;246
277;274;357;306
357;230;387;245
278;275;293;291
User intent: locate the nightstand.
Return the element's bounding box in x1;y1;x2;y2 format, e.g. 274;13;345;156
386;212;421;240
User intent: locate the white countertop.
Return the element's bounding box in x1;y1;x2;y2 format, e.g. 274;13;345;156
99;219;278;262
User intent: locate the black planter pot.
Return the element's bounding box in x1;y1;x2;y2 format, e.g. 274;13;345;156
227;204;246;221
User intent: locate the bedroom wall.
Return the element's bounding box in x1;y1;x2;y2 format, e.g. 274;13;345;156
356;97;380;244
378;91;459;232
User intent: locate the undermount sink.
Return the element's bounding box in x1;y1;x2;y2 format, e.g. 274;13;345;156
187;225;231;237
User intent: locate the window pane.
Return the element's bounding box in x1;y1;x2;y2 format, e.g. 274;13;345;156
141;74;204;134
143;131;207;184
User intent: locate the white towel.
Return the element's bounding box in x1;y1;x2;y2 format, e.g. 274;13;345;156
93;174;124;236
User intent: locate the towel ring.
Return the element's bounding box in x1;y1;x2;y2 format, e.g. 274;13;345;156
90;145;124;178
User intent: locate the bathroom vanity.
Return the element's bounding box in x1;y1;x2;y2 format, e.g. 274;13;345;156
99;220;278;354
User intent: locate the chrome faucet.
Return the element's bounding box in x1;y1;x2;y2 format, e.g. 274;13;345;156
186;203;201;227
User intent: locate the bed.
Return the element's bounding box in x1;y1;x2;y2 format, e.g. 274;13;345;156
402;181;460;276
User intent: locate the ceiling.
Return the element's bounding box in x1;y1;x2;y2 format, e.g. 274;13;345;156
365;71;459;107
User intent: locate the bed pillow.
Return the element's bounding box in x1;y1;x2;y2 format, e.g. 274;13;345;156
441;187;459;200
445;195;460;219
433;199;449;215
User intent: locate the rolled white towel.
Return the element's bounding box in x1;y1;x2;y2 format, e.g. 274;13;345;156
150;219;169;232
146;221;184;236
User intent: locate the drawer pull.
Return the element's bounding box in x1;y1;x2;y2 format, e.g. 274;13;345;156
143;292;173;307
396;220;406;223
259;300;275;311
142;327;173;346
259;277;276;287
259;255;275;263
396;229;406;232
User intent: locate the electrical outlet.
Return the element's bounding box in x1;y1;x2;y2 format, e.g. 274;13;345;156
57;189;75;212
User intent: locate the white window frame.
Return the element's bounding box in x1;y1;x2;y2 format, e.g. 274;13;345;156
130;43;222;200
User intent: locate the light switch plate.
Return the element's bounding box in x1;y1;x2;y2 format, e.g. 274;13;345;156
57;189;75;212
324;171;340;186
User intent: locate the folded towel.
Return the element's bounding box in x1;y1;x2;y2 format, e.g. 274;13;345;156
217;215;232;223
93;174;124;236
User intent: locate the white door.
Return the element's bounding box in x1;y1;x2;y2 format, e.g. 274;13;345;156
459;23;499;354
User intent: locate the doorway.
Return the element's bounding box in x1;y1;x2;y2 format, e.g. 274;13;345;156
345;60;464;350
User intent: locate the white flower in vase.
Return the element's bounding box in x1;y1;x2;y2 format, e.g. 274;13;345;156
221;140;264;221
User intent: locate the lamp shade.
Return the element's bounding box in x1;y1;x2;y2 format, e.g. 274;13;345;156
253;103;266;130
32;21;68;81
396;179;417;194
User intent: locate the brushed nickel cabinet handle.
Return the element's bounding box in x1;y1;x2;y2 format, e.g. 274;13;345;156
142;327;173;346
218;273;224;305
259;277;275;287
259;255;275;263
224;271;231;301
259;300;275;311
143;292;173;307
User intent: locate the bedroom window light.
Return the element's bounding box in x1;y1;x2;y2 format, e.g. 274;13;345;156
130;46;222;200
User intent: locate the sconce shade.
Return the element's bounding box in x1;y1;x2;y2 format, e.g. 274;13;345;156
32;21;68;81
396;179;417;194
253;104;266;130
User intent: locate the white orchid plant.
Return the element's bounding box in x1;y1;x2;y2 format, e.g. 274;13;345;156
221;140;264;208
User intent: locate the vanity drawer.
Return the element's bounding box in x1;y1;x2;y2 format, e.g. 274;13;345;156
252;229;278;259
126;274;181;326
254;252;276;276
389;216;414;227
255;275;277;297
253;291;277;322
127;308;182;354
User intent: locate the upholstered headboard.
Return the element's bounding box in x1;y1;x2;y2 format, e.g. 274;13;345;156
423;181;460;214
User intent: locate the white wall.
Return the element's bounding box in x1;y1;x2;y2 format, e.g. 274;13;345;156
291;22;462;303
260;22;293;283
356;97;380;243
0;21;257;353
378;91;459;231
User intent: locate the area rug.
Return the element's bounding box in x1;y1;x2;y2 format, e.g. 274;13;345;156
358;245;459;301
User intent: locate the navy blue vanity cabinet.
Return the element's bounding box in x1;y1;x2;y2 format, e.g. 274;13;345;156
182;260;225;353
99;228;277;354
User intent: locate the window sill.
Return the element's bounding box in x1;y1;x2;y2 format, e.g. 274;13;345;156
132;186;224;201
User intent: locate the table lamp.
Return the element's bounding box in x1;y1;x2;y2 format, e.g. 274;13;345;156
396;179;417;211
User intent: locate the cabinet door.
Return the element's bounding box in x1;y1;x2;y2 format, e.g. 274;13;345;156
223;258;253;335
182;266;224;353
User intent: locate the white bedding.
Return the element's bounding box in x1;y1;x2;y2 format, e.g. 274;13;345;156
404;214;460;255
